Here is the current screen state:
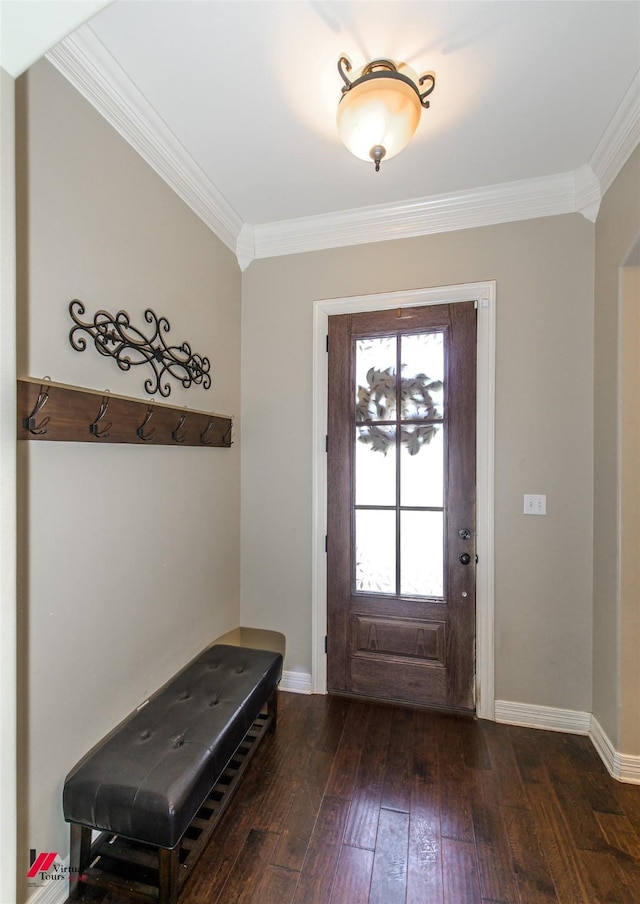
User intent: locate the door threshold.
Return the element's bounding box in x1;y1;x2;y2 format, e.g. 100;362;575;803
328;689;476;718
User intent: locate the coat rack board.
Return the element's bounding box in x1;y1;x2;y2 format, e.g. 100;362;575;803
17;378;232;448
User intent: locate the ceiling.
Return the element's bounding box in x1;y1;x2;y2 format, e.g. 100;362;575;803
12;1;640;266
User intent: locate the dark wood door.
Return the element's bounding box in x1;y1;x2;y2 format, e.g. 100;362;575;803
327;303;477;711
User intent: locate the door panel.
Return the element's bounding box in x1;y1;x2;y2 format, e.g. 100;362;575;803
327;303;477;711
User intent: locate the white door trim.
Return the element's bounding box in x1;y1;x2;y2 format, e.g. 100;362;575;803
312;281;496;720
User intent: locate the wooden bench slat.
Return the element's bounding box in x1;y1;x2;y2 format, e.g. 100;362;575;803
94;836;159;870
81;865;160;901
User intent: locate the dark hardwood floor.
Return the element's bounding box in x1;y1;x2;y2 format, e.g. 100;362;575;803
70;692;640;904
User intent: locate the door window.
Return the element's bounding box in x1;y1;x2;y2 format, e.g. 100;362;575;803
353;331;445;598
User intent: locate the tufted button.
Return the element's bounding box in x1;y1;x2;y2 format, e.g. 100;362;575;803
178;691;191;701
140;730;151;740
209;699;219;707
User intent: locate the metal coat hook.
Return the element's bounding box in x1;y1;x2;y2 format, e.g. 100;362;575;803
222;422;233;447
89;393;112;438
200;419;215;446
136;403;155;442
23;377;51;435
172;409;188;443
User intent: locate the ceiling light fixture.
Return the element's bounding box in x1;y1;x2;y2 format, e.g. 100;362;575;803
336;56;435;172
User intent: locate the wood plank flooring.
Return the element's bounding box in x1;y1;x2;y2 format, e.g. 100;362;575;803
69;692;640;904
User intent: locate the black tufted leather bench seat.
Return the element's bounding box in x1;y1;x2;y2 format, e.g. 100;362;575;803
63;644;282;904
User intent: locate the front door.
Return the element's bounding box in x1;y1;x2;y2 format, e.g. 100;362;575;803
326;302;477;711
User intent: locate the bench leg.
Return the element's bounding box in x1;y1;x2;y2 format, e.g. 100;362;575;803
268;689;278;733
158;845;180;904
69;823;91;899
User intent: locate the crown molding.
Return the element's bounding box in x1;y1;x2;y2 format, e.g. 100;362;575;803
574;164;601;223
236;223;256;273
590;69;640;198
250;170;595;261
46;27;638;267
46;26;243;257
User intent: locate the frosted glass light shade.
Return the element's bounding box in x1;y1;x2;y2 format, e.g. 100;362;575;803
337;73;422;164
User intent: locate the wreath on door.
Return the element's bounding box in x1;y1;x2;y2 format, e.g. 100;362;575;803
355;367;442;456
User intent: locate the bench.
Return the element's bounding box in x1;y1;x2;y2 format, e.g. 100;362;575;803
63;644;282;904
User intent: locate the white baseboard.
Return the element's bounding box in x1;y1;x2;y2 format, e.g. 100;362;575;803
590;715;640;785
280;670;312;694
496;699;640;784
495;699;591;735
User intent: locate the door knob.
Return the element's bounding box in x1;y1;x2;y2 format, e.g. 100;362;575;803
459;553;471;565
459;529;471;540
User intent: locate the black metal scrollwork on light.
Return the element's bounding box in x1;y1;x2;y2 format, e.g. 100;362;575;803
69;300;212;398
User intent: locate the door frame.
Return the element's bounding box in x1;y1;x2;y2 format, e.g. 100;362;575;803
312;281;496;720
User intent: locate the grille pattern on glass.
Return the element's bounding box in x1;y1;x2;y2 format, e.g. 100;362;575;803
354;332;445;597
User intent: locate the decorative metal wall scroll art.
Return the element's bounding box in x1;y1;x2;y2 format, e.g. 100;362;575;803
68;300;211;398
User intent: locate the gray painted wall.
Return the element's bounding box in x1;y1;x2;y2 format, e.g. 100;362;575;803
241;215;595;709
593;145;640;752
16;59;242;898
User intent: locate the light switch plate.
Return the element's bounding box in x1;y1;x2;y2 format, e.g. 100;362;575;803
524;494;547;515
